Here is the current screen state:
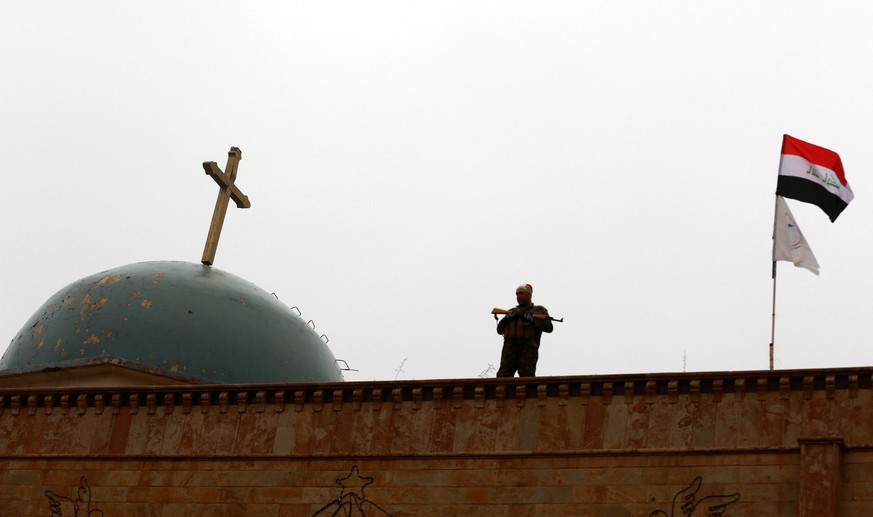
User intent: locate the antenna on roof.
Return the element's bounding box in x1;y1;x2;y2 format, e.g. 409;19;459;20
394;358;407;380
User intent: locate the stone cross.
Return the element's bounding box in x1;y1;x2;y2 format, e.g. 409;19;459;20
200;146;250;265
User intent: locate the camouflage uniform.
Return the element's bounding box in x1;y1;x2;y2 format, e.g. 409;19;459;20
496;303;553;377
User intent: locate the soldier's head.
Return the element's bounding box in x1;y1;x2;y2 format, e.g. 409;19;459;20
516;284;533;305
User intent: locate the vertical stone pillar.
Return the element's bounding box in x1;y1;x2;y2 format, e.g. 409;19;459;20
798;438;843;517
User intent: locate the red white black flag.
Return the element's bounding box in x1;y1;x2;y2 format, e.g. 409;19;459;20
776;134;853;222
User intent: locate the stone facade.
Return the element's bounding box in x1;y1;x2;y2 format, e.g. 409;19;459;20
1;368;872;516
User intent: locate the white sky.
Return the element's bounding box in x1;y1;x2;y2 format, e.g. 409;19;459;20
2;2;872;382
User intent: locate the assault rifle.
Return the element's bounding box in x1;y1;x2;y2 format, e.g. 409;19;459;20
491;308;564;323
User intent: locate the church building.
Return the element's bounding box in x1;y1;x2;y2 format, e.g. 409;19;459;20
0;149;869;516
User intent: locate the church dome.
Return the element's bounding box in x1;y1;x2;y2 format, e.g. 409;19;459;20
1;261;343;384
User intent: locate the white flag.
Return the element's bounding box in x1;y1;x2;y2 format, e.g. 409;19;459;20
773;195;820;275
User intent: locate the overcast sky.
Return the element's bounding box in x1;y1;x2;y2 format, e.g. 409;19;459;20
3;2;872;381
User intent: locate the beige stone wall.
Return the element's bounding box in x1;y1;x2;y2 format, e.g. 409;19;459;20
1;368;872;516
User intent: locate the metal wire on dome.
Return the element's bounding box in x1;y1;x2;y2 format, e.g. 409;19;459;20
271;294;329;345
335;359;358;372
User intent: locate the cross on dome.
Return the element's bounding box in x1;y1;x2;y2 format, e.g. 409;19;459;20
200;147;250;265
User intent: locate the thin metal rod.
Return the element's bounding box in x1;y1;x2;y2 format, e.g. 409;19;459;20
770;262;777;371
770;195;779;371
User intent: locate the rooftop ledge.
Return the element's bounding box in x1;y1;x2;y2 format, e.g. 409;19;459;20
0;366;870;414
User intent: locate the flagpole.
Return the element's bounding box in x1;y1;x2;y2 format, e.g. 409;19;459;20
770;195;779;371
770;261;777;371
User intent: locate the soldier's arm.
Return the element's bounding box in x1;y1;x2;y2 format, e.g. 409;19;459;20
496;315;508;334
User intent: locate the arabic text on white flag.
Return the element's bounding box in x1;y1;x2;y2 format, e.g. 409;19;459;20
773;195;819;275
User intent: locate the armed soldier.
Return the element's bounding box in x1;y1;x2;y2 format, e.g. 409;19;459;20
494;283;554;377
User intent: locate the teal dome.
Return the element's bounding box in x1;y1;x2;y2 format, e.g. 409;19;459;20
1;261;343;383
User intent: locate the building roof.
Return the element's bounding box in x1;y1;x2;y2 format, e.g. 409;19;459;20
0;261;343;385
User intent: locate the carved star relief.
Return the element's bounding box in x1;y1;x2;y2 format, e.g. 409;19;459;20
337;465;374;502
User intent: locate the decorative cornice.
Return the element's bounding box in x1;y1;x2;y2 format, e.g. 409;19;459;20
0;366;870;415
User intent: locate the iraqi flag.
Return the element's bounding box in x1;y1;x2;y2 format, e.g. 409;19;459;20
776;134;853;222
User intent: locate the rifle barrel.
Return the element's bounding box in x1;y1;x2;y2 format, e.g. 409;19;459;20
491;308;563;322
